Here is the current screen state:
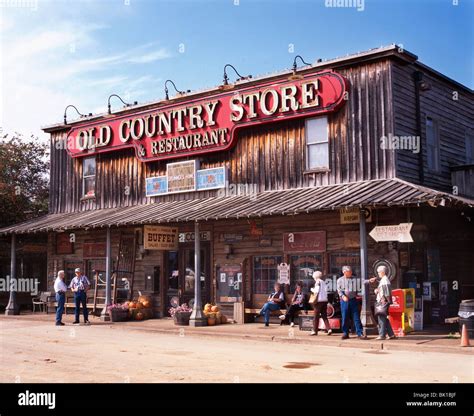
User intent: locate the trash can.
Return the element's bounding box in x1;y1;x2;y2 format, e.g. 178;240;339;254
458;299;474;338
388;288;415;336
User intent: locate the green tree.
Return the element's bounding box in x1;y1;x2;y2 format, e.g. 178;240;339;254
0;133;49;227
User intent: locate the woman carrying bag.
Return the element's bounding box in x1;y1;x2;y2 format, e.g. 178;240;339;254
309;271;332;336
371;265;397;340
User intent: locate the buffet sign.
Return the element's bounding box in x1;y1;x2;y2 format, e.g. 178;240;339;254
66;70;347;162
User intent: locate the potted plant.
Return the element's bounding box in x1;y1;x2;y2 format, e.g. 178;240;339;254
107;302;129;322
169;303;193;326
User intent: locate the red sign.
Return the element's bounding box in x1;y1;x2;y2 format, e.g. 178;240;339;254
283;231;327;253
66;70;347;162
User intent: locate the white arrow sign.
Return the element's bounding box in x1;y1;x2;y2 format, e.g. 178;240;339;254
369;223;414;243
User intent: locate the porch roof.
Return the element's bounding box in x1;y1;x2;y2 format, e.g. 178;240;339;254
1;178;472;235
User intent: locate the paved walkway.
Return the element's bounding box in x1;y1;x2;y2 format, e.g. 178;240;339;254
2;312;472;355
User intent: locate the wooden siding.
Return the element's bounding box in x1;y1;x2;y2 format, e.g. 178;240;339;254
49;60;397;214
392;62;474;192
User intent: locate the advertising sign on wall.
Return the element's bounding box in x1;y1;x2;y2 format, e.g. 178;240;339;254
144;225;179;250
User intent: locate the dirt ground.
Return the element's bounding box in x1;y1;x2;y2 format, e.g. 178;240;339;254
1;314;472;383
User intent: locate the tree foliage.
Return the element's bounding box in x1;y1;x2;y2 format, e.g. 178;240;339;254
0;133;49;227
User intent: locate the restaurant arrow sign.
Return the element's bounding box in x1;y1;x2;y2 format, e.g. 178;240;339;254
65;70;347;162
369;223;414;243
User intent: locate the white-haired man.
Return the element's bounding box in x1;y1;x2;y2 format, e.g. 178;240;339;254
336;265;365;339
53;270;67;326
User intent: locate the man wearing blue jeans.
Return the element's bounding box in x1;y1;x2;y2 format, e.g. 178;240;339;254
337;265;366;339
258;282;285;327
53;270;67;326
69;268;91;325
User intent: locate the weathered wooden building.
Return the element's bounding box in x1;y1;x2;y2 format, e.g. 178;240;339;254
1;45;473;328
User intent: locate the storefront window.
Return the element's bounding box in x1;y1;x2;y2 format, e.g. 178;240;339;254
184;249;206;295
82;157;96;197
289;254;323;293
306;116;329;170
253;255;282;294
329;252;361;279
167;251;179;290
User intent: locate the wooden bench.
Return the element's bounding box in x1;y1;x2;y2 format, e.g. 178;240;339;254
244;307;315;316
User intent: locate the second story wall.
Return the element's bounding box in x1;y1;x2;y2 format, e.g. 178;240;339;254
49;59;397;214
392;61;474;193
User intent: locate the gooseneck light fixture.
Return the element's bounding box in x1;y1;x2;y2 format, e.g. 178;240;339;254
107;94;138;114
222;64;252;86
164;80;190;100
63;105;92;125
292;55;311;75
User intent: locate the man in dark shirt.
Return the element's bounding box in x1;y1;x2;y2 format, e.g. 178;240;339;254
258;282;285;327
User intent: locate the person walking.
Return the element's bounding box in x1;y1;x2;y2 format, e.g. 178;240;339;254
309;271;332;336
258;282;285;327
337;265;365;339
279;281;307;327
371;265;397;340
69;268;91;325
53;270;67;326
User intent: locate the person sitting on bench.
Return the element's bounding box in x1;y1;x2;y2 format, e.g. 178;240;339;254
279;281;307;327
258;282;285;327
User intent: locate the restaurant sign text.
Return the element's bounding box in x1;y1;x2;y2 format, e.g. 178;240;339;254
144;225;179;250
66;70;347;162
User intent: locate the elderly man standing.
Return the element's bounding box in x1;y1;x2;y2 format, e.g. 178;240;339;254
69;268;91;325
337;265;365;339
370;265;397;340
54;270;67;326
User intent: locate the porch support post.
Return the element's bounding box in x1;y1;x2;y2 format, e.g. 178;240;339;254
5;233;19;315
359;208;376;335
189;221;207;326
100;226;112;321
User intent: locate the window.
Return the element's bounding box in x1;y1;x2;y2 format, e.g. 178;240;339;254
306;116;329;170
426;117;440;172
253;255;282;294
289;254;323;293
466;130;474;164
82;157;96;197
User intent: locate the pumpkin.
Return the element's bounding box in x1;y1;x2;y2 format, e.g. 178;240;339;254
136;312;144;321
136;302;144;309
138;295;152;304
211;305;219;313
129;301;137;309
142;300;151;308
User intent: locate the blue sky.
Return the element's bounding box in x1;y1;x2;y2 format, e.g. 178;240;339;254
1;0;472;139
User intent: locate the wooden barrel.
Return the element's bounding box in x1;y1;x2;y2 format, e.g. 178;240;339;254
458;299;474;338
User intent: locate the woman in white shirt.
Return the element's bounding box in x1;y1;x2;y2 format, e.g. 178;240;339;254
372;265;396;340
310;271;332;336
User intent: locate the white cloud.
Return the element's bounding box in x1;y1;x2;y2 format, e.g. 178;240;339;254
0;16;171;140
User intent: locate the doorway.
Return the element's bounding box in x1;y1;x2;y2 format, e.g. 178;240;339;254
164;243;211;315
